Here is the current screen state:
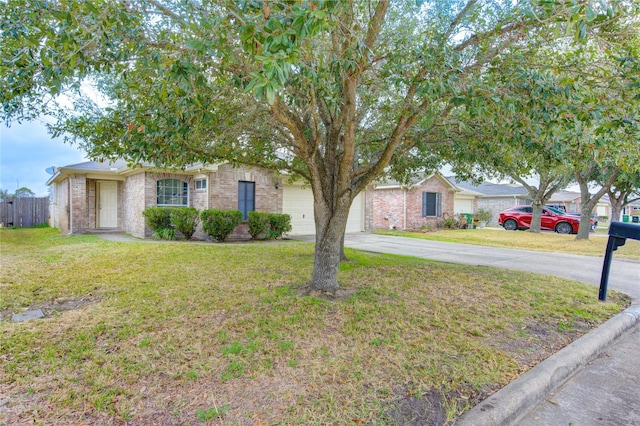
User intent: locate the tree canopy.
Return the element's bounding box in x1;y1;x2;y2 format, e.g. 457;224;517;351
2;0;638;291
436;8;640;238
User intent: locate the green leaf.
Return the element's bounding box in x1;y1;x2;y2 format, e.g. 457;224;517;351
584;6;597;22
265;84;275;105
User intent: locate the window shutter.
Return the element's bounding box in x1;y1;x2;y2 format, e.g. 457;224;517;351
422;192;427;217
437;192;442;217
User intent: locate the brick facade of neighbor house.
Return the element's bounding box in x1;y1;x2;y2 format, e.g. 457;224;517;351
372;175;457;230
477;197;525;225
364;186;375;232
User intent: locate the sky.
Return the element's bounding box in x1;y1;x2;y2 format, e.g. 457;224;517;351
1;121;88;197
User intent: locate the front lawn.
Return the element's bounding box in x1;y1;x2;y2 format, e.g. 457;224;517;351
0;228;631;424
375;228;640;260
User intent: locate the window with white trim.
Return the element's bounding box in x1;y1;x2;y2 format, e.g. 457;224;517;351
157;179;188;206
195;179;207;190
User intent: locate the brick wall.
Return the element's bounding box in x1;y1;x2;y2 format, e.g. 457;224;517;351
87;180;96;230
372;176;456;230
50;178;70;234
207;165;281;213
373;187;406;230
478;197;527;226
205;165;281;240
123;173;147;237
69;174;87;234
364;185;375;231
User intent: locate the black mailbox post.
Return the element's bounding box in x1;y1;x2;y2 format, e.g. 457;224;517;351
598;222;640;301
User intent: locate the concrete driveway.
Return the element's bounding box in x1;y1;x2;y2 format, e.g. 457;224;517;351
342;232;640;299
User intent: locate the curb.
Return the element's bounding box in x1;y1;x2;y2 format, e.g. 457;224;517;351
456;301;640;426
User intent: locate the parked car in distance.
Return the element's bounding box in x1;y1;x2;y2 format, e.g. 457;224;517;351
545;204;566;212
565;211;598;231
498;205;590;234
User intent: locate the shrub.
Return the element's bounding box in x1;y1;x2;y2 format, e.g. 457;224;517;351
439;216;457;229
142;207;172;239
170;207;200;240
476;208;492;222
267;213;292;239
157;227;176;240
248;211;270;240
201;209;242;242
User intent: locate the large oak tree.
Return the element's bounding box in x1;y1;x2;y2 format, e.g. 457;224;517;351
2;0;634;292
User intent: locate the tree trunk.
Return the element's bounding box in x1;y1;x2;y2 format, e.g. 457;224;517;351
309;191;353;293
575;168;618;240
340;232;350;262
575;179;594;240
514;173;568;234
610;199;624;223
529;203;544;233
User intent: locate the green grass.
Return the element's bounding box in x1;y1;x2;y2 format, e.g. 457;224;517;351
375;227;640;260
0;228;631;424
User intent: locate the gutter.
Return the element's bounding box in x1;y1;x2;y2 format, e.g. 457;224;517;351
403;187;407;230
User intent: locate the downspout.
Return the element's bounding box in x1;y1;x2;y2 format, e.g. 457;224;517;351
403;187;407;230
68;178;72;235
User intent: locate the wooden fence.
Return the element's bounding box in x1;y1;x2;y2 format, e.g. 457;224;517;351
0;197;50;227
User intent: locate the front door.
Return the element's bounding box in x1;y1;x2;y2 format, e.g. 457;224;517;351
98;181;118;228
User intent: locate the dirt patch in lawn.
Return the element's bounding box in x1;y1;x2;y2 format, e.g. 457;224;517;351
0;294;100;322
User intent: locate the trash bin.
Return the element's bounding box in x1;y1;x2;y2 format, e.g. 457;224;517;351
464;213;474;228
633;216;640;223
623;215;630;222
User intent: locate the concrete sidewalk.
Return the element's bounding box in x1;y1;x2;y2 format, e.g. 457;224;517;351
336;233;640;426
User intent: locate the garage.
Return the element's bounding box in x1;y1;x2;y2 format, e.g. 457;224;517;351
283;184;364;236
453;196;474;214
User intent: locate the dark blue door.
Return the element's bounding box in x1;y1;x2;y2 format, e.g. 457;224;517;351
238;181;255;220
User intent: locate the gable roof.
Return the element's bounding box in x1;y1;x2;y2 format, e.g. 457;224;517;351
445;176;529;197
375;172;460;192
548;191;581;203
46;160;219;186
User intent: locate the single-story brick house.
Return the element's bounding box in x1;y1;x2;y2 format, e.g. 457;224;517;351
368;173;463;230
446;177;530;225
47;160;366;238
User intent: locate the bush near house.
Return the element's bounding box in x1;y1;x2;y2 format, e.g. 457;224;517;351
141;207;172;239
268;213;292;239
201;209;243;242
248;211;271;239
170;207;200;240
248;212;292;240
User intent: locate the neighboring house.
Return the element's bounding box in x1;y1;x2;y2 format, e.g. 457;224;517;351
446;177;529;225
546;191;582;212
445;180;610;222
546;191;610;218
368;173;459;230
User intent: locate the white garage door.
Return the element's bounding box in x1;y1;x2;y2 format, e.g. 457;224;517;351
454;197;474;214
283;185;363;236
